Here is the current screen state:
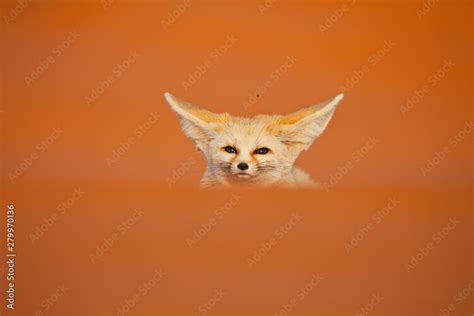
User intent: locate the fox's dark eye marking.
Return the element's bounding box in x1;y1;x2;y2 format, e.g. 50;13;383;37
254;147;270;155
223;146;237;154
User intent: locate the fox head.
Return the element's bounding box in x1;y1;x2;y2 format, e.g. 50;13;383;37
164;92;344;187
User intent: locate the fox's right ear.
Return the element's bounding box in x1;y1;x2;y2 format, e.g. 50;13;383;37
270;93;344;152
164;92;230;151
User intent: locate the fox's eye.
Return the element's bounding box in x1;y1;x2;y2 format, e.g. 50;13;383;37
223;146;237;154
254;147;270;155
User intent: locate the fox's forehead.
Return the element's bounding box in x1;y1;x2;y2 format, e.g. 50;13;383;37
217;116;277;147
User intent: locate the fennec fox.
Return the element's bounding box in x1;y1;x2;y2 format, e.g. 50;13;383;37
164;92;344;188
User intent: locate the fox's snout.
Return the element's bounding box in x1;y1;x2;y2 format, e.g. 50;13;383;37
228;150;259;176
232;160;253;174
237;162;248;170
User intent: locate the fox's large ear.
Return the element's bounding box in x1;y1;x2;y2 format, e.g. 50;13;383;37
164;92;230;151
271;93;344;151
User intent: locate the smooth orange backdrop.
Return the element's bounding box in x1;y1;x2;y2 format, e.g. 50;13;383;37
0;1;472;315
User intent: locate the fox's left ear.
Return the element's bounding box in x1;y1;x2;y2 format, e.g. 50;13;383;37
164;92;230;151
272;93;344;150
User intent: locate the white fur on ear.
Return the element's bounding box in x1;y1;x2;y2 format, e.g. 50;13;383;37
331;93;344;106
274;93;344;150
164;92;175;108
164;92;199;125
164;92;173;103
164;92;230;151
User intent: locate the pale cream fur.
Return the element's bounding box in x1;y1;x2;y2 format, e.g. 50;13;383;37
164;92;344;188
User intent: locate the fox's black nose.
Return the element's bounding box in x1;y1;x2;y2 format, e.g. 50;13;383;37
237;162;249;171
